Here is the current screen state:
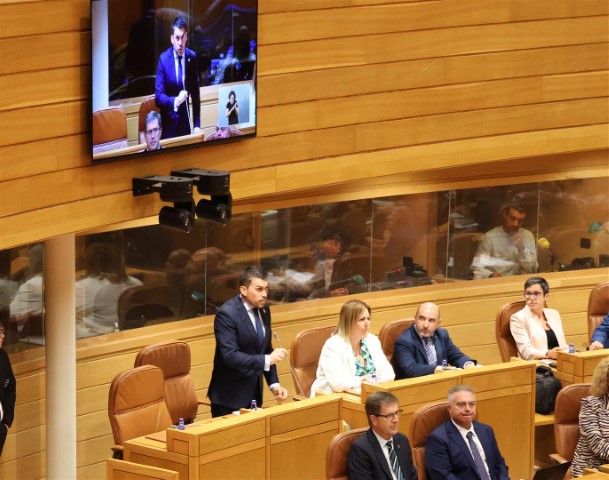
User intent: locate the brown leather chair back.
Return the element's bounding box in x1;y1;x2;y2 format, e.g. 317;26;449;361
138;95;160;144
378;318;415;365
134;340;199;424
554;383;591;462
92;107;128;154
587;281;609;342
326;427;367;480
495;300;526;362
290;325;335;397
108;365;172;448
117;285;182;331
410;401;450;480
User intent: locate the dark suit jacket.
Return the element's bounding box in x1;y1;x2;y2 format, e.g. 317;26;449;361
425;420;509;480
591;313;609;348
394;325;476;379
348;429;418;480
155;47;200;139
0;348;16;456
207;294;278;410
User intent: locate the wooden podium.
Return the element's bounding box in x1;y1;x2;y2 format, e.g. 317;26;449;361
554;349;609;385
342;360;536;480
122;394;343;480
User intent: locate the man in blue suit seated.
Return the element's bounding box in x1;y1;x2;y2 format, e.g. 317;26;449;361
425;385;510;480
589;313;609;350
393;302;476;379
348;391;418;480
207;266;288;417
155;16;201;140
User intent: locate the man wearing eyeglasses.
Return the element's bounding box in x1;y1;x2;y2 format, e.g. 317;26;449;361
348;391;418;479
426;385;509;480
142;111;163;152
0;327;16;457
393;302;476;379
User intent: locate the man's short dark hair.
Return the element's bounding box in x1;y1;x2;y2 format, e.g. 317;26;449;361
504;202;527;215
172;16;187;31
145;110;161;130
240;265;267;288
365;392;398;426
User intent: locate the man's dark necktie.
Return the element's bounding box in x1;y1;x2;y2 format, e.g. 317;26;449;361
177;55;184;90
466;431;491;480
386;440;405;480
423;337;437;365
252;308;265;346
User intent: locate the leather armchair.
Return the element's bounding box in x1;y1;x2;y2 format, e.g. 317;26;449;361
92;107;128;154
290;325;335;398
134;340;202;424
107;365;172;459
137;95;160;144
495;300;526;362
410;401;450;480
378;318;414;366
551;383;591;466
326;427;367;480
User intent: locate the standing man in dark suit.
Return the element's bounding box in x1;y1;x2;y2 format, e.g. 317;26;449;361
155;16;201;140
0;326;16;456
207;266;288;417
393;302;476;379
425;385;509;480
348;391;418;480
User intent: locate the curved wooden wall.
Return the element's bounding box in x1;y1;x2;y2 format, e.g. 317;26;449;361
0;0;607;478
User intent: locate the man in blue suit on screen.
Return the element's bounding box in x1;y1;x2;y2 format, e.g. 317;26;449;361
425;385;510;480
393;302;476;379
155;16;200;140
207;266;288;417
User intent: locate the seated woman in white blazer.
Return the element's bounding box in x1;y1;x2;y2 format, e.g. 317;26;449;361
510;276;568;360
310;299;395;396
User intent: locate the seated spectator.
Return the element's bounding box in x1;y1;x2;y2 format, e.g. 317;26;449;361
75;243;142;337
310;299;394;395
589;313;609;350
348;391;418;480
510;276;568;360
471;202;537;278
571;358;609;477
425;385;510;480
9;243;44;332
393;302;476;379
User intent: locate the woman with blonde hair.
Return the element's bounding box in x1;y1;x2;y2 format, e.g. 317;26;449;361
310;299;394;395
571;358;609;477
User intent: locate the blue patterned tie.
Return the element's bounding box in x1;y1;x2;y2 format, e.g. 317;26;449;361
386;440;405;480
252;308;265;346
423;337;437;365
177;55;184;90
467;431;491;480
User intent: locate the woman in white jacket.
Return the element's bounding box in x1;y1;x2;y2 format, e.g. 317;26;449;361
310;299;395;396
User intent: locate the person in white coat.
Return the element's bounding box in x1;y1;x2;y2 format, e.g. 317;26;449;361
311;299;394;396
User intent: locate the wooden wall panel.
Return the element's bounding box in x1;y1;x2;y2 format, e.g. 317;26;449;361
0;0;607;477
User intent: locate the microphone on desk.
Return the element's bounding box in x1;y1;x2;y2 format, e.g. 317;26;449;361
537;238;565;270
307;275;367;299
273;332;305;397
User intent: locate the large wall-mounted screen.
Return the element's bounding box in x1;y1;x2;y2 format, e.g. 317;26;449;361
91;0;257;163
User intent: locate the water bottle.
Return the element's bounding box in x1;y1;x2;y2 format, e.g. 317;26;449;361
442;360;448;370
113;322;119;333
178;418;185;430
250;400;258;411
371;374;378;384
569;343;575;354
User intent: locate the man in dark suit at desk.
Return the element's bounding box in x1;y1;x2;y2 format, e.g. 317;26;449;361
0;326;16;456
155;16;200;140
393;302;476;379
589;313;609;350
425;385;509;480
207;266;288;417
348;391;418;480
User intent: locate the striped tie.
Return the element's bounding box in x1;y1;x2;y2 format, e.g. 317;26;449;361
423;337;437;365
467;431;491;480
386;440;405;480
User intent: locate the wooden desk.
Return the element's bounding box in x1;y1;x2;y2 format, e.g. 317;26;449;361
343;360;536;480
124;394;343;480
554;350;609;385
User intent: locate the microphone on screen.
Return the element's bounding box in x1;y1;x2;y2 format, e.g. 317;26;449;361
537;238;565;270
273;332;305;397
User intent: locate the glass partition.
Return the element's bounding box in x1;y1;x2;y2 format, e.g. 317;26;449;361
2;176;607;348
